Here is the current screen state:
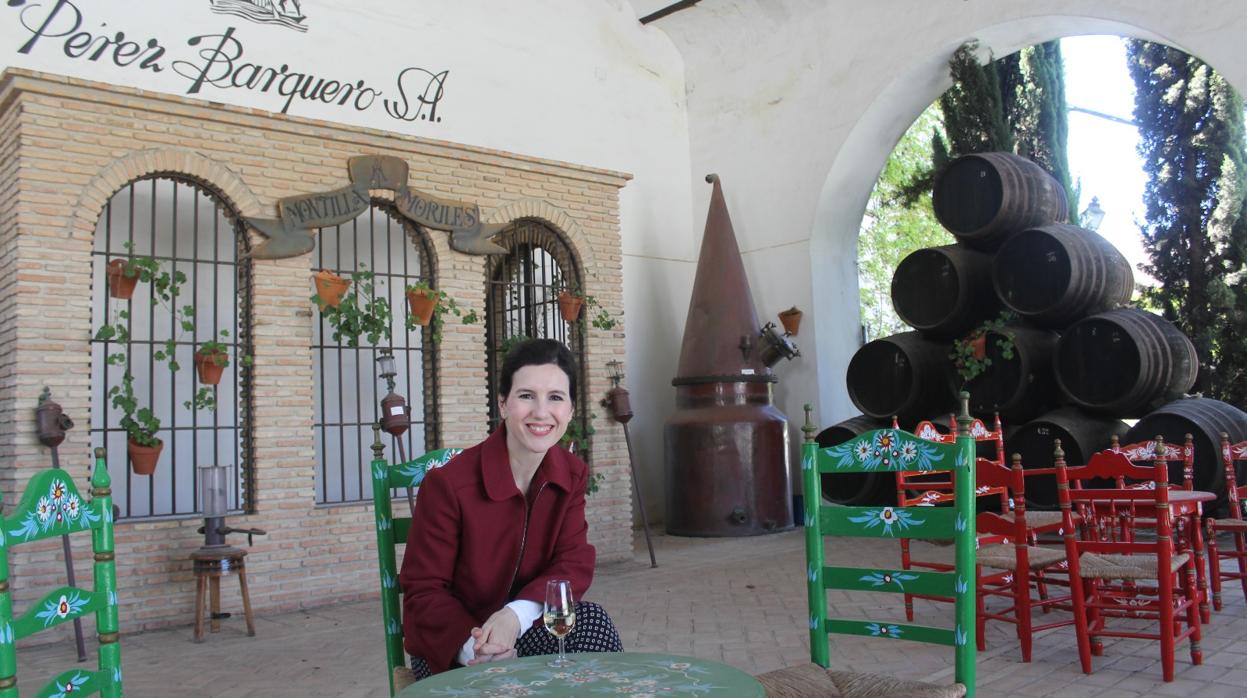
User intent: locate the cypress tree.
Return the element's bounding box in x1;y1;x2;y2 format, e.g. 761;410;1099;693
1128;40;1247;407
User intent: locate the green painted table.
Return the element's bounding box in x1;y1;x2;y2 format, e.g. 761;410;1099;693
396;652;764;697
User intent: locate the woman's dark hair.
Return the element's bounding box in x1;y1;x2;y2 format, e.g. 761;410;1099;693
499;338;578;400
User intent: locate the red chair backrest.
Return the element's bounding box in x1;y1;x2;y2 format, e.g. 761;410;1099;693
1223;433;1247;520
895;414;1006;506
1056;441;1176;555
1112;433;1194;490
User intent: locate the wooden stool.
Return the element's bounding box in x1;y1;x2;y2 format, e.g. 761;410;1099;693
191;546;255;642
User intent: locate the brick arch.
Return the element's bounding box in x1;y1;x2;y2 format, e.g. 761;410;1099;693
64;148;262;240
483;198;597;273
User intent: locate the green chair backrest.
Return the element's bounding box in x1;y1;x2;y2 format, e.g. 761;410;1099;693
0;449;121;698
803;405;977;696
369;432;462;697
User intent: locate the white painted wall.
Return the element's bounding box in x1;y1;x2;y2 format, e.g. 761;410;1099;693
0;0;696;526
648;0;1247;489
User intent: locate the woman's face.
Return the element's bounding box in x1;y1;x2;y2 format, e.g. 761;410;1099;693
498;363;574;461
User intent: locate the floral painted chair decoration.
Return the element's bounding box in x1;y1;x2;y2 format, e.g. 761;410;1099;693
756;395;977;698
0;449;122;697
368;426;462;696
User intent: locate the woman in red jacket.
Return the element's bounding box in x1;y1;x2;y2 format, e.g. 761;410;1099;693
399;338;623;678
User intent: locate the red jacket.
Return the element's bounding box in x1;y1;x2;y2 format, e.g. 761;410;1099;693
399;426;596;674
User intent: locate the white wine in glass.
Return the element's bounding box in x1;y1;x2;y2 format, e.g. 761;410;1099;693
543;579;576;667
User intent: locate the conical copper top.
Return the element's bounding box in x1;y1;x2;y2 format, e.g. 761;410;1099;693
674;175;771;384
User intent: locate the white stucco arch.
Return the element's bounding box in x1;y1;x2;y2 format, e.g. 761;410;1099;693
809;14;1227;420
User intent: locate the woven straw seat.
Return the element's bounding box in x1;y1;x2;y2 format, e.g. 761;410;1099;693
978;544;1066;571
1000;510;1068;528
1209;517;1247;530
1078;552;1190;580
756;663;966;698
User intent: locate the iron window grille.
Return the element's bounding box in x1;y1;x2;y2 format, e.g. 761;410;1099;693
311;203;437;504
90;177;253;519
484;220;588;444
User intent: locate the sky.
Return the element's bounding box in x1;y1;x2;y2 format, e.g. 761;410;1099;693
1062;35;1154;285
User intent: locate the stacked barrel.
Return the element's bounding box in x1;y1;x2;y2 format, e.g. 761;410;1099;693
823;152;1247;512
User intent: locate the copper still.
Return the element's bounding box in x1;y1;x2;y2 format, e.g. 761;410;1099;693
664;175;799;537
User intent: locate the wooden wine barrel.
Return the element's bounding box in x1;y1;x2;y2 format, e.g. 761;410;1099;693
1055;309;1198;417
846;331;958;423
891;244;1001;339
1125;398;1247;510
965;325;1061;423
992;224;1133;328
932;152;1068;250
1010;407;1129;510
815;415;895;506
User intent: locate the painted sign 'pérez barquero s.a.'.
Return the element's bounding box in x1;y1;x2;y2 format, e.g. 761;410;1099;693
4;0;450;127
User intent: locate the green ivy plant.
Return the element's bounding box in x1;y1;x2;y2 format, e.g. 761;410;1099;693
110;372;161;446
950;311;1018;383
560;412;606;495
95;249;193;444
316;265;392;348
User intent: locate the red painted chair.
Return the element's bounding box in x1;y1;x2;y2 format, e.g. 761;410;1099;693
896;415;1009;621
1107;434;1208;622
1055;440;1202;682
974;454;1072;662
1206;433;1247;610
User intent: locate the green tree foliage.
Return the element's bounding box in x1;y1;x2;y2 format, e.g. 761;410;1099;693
1128;40;1247;407
1013;41;1079;221
900;41;1077;217
859;106;955;341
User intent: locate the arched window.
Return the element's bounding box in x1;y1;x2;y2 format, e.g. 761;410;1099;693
311;203;437;504
91;177;253;519
484;220;587;432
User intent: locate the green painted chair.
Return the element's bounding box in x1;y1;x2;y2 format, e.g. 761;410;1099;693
0;448;121;698
369;428;462;697
758;398;977;698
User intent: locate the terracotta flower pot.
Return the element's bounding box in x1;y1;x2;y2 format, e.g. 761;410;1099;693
969;334;987;360
313;270;350;310
406;288;438;326
557;291;584;323
106;259;139;300
127;437;163;476
778;307;803;336
195;348;229;385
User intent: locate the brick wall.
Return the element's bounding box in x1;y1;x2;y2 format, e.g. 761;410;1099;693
0;69;632;635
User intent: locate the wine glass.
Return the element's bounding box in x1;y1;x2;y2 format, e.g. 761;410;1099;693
543;579;576;667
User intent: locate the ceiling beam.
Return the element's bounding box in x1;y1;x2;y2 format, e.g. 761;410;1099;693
639;0;703;25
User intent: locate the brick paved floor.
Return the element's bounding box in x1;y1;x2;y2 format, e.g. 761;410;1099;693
14;529;1247;696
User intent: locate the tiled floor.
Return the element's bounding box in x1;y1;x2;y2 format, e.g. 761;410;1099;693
14;528;1247;696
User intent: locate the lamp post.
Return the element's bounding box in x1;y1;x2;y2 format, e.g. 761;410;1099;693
376;349;415;512
601;360;657;567
1080;196;1106;232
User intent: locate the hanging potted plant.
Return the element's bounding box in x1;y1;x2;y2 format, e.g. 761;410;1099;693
317;265;392;347
950;311;1017;384
554;278;618;331
105;241;171;301
312;269;351;310
106;259;139;300
405;281;440;326
404;281;475;343
194;329;232;385
778;306;803;336
110;373;163;476
557;290;584;323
